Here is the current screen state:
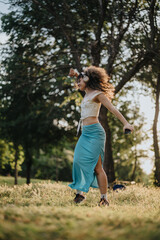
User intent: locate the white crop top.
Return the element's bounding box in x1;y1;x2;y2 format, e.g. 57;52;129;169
77;90;103;135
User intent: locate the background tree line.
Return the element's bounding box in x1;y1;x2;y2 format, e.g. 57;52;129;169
0;0;159;185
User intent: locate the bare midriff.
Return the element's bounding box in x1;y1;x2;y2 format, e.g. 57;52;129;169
82;116;99;126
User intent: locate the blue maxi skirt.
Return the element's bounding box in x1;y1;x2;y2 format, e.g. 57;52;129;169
68;123;106;193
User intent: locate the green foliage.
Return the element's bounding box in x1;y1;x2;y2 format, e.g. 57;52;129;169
0;140;24;173
108;87;149;182
0;0;79;181
0;0;159;182
26;136;75;182
0;140;14;169
33;146;73;182
10;145;24;171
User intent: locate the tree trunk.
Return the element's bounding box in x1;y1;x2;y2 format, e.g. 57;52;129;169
91;40;101;66
131;145;138;181
25;147;32;184
55;158;59;182
153;73;160;186
14;143;19;185
99;105;115;183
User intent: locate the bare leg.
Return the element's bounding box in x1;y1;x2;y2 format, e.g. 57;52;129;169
94;155;108;194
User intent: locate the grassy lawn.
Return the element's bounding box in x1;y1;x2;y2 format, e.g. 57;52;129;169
0;175;54;186
0;176;160;240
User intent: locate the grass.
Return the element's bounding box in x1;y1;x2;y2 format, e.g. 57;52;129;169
0;176;160;240
0;176;53;186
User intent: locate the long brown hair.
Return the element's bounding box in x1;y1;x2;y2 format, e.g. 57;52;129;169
84;66;115;101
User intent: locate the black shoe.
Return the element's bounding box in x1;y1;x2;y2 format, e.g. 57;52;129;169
99;196;109;206
74;193;85;203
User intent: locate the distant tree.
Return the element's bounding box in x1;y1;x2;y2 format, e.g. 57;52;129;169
0;38;74;184
153;73;160;186
33;141;73;182
0;140;24;182
135;2;160;184
108;86;149;182
138;64;160;185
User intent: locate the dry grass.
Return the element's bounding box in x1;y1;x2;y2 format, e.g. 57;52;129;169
0;177;160;240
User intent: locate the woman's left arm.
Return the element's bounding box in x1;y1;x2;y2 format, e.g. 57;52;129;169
97;93;134;132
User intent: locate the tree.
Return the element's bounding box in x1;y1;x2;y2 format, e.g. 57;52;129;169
134;0;160;184
1;0;159;183
32;138;73;182
153;73;160;186
139;64;160;185
0;139;24;182
107;86;149;182
0;34;73;184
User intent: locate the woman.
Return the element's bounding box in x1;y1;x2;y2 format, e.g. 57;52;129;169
68;66;134;206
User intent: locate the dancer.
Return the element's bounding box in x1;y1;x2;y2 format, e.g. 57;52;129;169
68;66;134;206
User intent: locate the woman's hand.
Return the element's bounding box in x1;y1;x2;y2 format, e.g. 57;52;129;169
69;68;79;77
123;123;134;134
